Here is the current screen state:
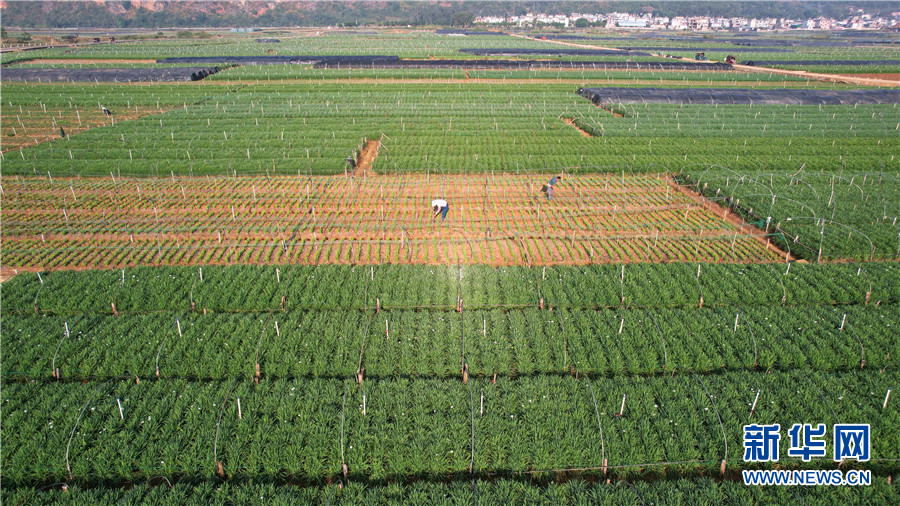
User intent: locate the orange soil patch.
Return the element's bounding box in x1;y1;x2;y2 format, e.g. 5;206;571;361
732;64;899;88
1;106;173;153
2;173;784;270
563;118;592;137
353;137;382;176
839;73;899;82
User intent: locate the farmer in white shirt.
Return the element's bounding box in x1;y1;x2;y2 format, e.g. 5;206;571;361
431;199;449;221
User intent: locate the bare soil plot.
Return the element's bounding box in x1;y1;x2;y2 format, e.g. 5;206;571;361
1;173;784;270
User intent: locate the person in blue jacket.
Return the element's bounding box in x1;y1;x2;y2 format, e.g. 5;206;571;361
544;175;562;200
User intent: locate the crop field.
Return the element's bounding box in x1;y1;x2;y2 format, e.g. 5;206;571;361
0;173;786;272
1;27;898;504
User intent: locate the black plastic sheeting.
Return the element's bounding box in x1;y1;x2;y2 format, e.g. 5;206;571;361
577;87;900;105
740;60;900;66
160;55;731;70
460;48;648;56
614;46;794;53
312;60;733;70
159;55;400;65
1;66;220;83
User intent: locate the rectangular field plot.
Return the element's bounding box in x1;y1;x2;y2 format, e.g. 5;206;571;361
1;173;784;270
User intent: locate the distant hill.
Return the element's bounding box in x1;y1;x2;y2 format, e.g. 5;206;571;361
1;1;897;29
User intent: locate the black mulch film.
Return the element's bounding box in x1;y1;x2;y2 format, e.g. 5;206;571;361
158;55;732;70
740;60;900;66
614;46;794;53
2;66;220;82
459;48;648;56
577;87;900;105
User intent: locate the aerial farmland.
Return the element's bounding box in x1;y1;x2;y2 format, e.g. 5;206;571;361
1;23;898;504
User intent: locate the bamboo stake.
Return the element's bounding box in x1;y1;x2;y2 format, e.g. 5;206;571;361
116;397;124;420
617;394;626;417
237;396;242;420
884;389;891;409
749;389;760;418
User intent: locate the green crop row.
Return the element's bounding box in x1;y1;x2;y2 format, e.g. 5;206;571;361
4;82;897;176
2;303;896;381
4;263;899;315
1;370;895;487
680;169;900;261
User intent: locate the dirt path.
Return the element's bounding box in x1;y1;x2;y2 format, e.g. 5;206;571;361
732;64;900;88
511;34;899;88
841;73;899;82
510;34;629;53
562;118;592;137
353;137;382;176
666;175;796;262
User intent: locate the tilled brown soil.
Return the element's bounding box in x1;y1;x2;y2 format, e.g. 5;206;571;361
1;173;784;271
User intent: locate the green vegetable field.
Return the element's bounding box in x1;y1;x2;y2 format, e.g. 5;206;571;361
1;25;897;504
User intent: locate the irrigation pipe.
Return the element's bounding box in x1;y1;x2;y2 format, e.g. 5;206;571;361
51;315;83;379
834;310;866;369
65;375;128;479
456;265;477;504
615;480;647;506
154;319;180;378
796;371;840;425
690;371;729;473
340;379;348;477
738;311;760;368
583;376;607;472
323;479;343;506
212;373;245;475
254;314;273;380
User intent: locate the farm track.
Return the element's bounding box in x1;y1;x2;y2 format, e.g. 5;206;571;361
515;33;900;88
562;117;592;137
1;173;783;273
353;137;382;177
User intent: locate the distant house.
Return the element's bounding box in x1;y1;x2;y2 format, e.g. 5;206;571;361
617;20;648;28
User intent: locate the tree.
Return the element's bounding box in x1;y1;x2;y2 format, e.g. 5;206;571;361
451;11;475;27
1;26;8;39
574;17;590;28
